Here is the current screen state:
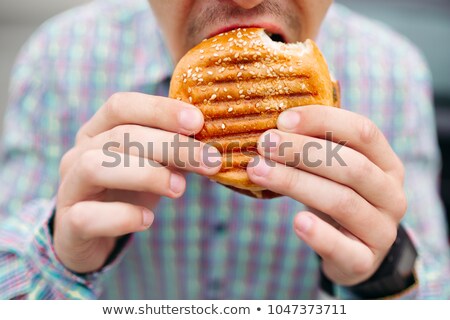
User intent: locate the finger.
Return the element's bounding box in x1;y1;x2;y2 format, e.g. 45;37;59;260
277;106;403;178
257;130;403;211
247;157;397;249
77;125;222;175
59;149;187;207
76;92;204;141
293;211;376;285
64;201;154;240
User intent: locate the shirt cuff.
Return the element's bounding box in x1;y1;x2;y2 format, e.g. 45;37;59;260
27;199;133;299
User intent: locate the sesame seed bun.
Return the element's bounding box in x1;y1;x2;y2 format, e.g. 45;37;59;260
169;28;340;199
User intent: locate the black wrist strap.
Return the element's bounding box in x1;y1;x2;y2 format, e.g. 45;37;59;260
320;224;418;299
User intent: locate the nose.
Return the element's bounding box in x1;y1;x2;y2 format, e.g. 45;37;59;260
231;0;265;10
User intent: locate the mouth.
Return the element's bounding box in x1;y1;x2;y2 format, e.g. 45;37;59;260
264;31;286;43
207;24;288;43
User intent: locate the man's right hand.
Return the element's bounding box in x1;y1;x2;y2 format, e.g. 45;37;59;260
54;92;221;273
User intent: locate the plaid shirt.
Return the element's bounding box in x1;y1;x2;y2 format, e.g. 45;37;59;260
0;0;449;299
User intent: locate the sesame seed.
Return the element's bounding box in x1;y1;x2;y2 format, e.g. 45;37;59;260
237;72;243;77
221;123;226;129
207;71;213;75
189;96;193;103
227;95;233;99
200;56;205;60
223;88;228;92
210;94;217;100
188;88;192;93
228;107;233;112
212;38;218;42
234;52;240;58
200;49;204;53
213;53;219;57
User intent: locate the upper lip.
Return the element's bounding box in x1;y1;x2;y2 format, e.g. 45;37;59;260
206;23;288;43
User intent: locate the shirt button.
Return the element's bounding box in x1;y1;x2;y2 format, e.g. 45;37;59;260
208;279;222;291
213;222;228;233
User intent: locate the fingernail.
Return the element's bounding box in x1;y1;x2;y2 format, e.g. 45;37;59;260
252;158;272;177
178;107;203;132
142;208;154;227
295;215;313;234
202;146;222;169
259;131;280;153
278;110;300;131
170;173;185;194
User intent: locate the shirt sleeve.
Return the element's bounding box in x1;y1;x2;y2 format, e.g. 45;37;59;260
0;199;103;299
0;23;127;300
334;43;450;300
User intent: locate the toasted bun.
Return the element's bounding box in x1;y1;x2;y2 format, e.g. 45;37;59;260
169;28;340;198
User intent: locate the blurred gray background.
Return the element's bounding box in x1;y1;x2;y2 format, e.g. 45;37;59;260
0;0;449;227
0;0;89;115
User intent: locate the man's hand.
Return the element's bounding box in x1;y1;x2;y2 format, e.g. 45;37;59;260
247;106;407;286
55;92;222;274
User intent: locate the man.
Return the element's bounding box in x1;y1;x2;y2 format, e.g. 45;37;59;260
0;0;449;299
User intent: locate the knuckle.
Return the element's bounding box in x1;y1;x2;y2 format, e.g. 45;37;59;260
78;150;101;179
285;168;301;191
358;117;379;145
351;256;374;277
105;92;128;121
348;157;373;183
334;188;358;218
75;126;87;143
396;159;406;182
393;192;408;220
60;148;77;177
384;224;398;248
106;124;133;143
67;203;88;233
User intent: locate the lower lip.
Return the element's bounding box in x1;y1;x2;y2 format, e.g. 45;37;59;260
207;24;285;41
